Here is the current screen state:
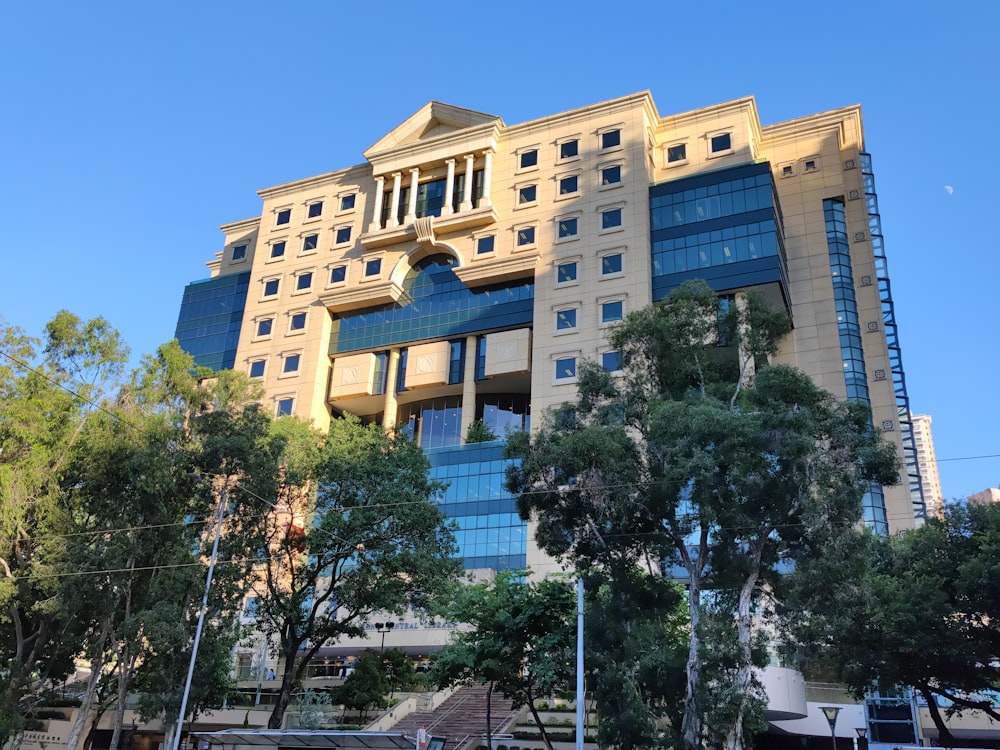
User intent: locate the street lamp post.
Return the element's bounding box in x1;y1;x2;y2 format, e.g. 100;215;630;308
855;726;868;750
820;706;841;750
375;621;395;652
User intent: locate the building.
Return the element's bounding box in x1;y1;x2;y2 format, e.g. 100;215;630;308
968;487;1000;505
910;414;944;518
173;91;926;735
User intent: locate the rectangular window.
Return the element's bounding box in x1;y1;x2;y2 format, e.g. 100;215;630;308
232;244;247;261
556;309;577;330
601;129;621;150
602;208;623;229
601;351;621;372
555;357;577;380
330;265;347;284
667;144;687;163
257;318;273;337
711;133;732;153
276;208;291;225
601;253;623;276
303;234;318;252
296;272;313;291
270;241;286;259
804;159;817;171
559;175;578;195
308;202;323;218
601;165;621;185
558;217;578;238
557;261;577;284
340;194;356;211
476;235;495;255
277;398;294;416
335;226;352;244
516;226;535;246
283;354;301;374
249;360;266;378
290;312;306;331
364;258;382;277
560;140;578;159
520;149;538;169
601;300;624;323
263;278;280;297
518;185;537;204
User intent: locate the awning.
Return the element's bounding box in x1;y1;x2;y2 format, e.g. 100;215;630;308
190;730;436;750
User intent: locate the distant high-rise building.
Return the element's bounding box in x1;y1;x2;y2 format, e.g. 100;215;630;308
968;487;1000;505
911;414;944;519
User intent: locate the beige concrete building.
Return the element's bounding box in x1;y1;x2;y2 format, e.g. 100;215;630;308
173;91;928;737
911;414;944;518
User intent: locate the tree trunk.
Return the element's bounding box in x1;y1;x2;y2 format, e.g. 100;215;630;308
66;650;106;750
527;700;557;750
722;564;761;750
268;643;301;728
485;682;494;750
681;571;704;750
162;722;177;750
919;684;955;748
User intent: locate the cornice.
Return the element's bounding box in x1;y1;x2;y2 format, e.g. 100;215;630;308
761;105;863;151
257;163;370;201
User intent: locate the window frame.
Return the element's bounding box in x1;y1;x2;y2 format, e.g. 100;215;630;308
362;256;383;279
599;160;623;190
268;239;287;261
556;136;581;164
249;359;267;379
293;269;315;294
513;223;537;251
707;129;734;158
600;349;623;374
328;264;348;286
555;211;581;243
517;146;540;173
598;295;626;327
288;310;308;335
305;200;324;220
280;351;302;377
275;207;292;227
474;233;496;257
555;257;580;288
665;141;689;167
231;243;248;263
334;224;353;245
599;203;625;234
553;353;580;383
599;248;625;279
261;275;281;300
598;125;623;153
275;395;295;417
301;232;319;254
556;170;581;200
254;316;274;340
337;191;357;214
554;304;580;335
515;182;539;208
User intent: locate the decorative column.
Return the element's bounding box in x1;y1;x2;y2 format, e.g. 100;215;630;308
404;167;419;223
460;334;479;442
382;349;402;433
388;172;402;228
369;175;385;233
443;159;456;215
459;154;475;212
481;149;494;208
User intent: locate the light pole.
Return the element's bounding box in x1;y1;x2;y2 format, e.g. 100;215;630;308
855;726;868;750
820;706;841;750
575;577;584;750
375;621;395;652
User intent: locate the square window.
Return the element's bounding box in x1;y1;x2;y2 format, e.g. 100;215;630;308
303;234;318;252
516;226;535;246
601;208;623;230
601;253;623;275
559;175;578;195
601;351;621;372
296;272;313;291
601;165;621;185
555;357;577;380
364;258;382;277
263;278;280;297
277;398;294;416
232;244;247;261
283;354;300;374
520;150;538;169
256;318;273;337
518;185;537;204
805;159;817;171
290;312;306;331
711;133;732;153
556;309;577;330
330;265;347;284
336;226;352;244
559;140;578;159
601;300;624;323
276;208;291;225
270;241;286;259
601;129;621;150
249;360;266;378
340;194;356;211
308;202;323;218
557;261;578;284
476;235;495;255
558;217;578;238
667;144;687;163
782;165;793;176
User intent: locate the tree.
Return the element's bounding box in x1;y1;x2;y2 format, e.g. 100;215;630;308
336;651;389;721
433;570;577;750
241;414;461;728
507;281;898;750
800;501;1000;746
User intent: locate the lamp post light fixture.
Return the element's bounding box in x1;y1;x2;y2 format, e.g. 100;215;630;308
375;621;395;652
855;725;868;750
820;706;841;750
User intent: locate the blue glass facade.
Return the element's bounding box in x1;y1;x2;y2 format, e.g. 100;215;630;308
649;162;788;305
427;442;527;571
861;154;927;521
824;198;888;535
174;272;250;371
329;254;533;354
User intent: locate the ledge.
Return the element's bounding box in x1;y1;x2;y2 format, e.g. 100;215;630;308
360;205;497;249
454;253;539;288
318;279;404;314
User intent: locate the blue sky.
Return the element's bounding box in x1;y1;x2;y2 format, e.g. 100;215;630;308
2;1;996;501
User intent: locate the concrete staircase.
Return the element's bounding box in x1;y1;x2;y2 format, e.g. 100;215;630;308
401;683;521;750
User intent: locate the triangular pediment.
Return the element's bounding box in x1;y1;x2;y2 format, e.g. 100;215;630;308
364;102;501;159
